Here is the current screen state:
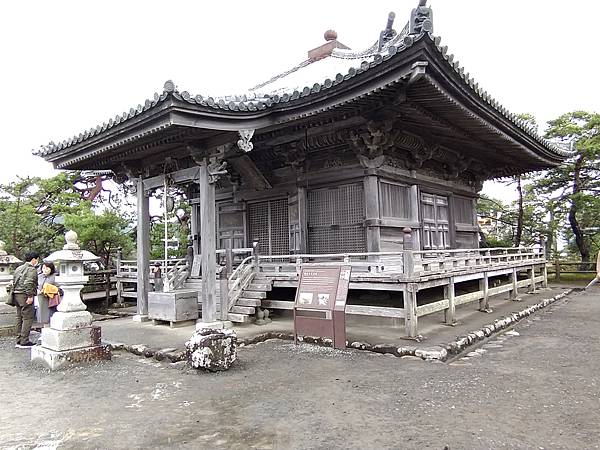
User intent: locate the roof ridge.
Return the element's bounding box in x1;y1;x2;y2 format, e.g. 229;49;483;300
248;59;312;92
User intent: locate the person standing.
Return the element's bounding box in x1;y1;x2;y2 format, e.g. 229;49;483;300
12;251;40;348
37;262;58;326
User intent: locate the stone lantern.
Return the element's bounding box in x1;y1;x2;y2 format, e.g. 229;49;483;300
31;230;111;370
0;240;22;302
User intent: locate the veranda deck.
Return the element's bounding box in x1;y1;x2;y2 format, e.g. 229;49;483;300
116;246;547;337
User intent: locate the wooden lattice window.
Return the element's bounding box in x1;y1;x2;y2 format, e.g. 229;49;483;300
248;199;289;255
307;183;366;254
379;182;411;219
454;196;475;225
421;193;450;250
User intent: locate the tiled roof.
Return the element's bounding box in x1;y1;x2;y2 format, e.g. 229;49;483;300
34;16;574;160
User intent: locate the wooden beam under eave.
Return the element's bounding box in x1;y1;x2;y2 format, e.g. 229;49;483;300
229;154;272;191
171;110;274;132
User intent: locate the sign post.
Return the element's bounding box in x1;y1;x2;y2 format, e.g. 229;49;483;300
293;265;351;349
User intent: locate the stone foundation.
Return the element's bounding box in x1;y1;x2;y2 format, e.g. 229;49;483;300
31;344;111;370
40;326;101;352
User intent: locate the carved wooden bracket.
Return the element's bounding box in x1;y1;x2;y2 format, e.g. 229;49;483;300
207;156;227;185
237;130;255;152
349;120;398;168
274;141;307;174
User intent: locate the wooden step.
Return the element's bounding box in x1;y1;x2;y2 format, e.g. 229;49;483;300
237;298;262;307
242;291;266;299
227;313;253;323
247;283;272;292
231;305;256;315
253;275;273;281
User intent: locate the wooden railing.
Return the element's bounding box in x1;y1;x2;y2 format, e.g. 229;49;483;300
409;247;546;277
227;255;255;311
258;252;404;276
117;258;187;277
255;246;545;280
546;259;598;281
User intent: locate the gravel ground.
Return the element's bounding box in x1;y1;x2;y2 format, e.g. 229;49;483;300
1;287;599;449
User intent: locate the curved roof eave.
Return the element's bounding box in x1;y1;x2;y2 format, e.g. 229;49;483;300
34;30;574;166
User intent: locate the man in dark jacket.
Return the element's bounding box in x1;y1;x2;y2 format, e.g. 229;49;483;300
12;251;40;348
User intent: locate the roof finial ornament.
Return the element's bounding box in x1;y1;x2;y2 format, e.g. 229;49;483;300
324;30;337;42
410;0;434;35
163;80;176;93
378;12;396;51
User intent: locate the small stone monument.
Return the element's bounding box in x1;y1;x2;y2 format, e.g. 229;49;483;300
185;328;237;371
31;231;111;370
0;241;22;302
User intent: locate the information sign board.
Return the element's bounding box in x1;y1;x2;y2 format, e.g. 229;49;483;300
293;265;351;349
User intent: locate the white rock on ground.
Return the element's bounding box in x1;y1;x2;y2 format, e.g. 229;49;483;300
185;328;237;372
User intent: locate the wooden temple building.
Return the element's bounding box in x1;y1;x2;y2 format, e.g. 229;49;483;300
35;1;572;336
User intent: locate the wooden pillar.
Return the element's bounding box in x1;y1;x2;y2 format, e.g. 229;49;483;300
225;242;233;277
199;160;218;324
554;259;560;281
404;284;418;337
116;247;123;305
444;277;455;325
510;267;519;300
134;178;150;321
542;264;548;288
190;203;200;256
479;272;489;311
297;187;308;253
364;175;380;252
409;185;421;249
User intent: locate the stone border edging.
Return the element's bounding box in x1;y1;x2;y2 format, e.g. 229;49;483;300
106;290;573;364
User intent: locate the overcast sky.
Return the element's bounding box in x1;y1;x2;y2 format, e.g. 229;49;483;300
1;0;598;200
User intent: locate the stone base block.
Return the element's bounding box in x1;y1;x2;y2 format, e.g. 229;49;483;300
50;311;93;330
185;328;237;372
41;326;101;351
195;320;229;331
132;314;149;323
31;344;111;370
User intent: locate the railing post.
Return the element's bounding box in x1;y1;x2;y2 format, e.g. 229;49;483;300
116;247;123;304
479;272;490;312
542;264;548;288
528;265;536;293
252;240;260;273
554;259;560;281
403;251;415;277
404;283;418;338
295;257;303;275
444;277;456;326
225;241;233;277
219;266;229;321
510;267;520;301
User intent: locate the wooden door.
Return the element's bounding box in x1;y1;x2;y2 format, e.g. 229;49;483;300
421;193;450;250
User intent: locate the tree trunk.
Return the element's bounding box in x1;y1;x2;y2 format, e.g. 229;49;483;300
514;175;524;247
12;186;22;257
546;210;555;258
570;156;590;269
